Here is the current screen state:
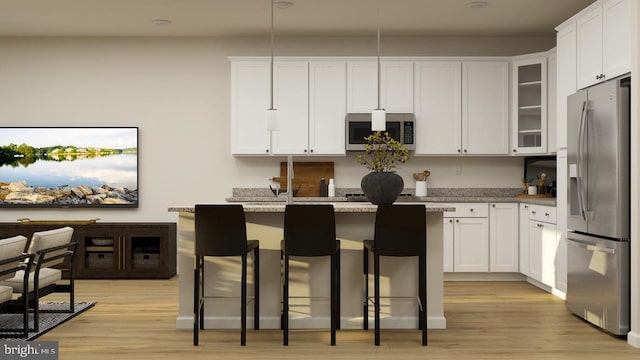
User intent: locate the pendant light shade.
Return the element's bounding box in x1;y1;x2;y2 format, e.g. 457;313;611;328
372;0;385;132
267;0;278;131
266;108;279;131
371;109;386;131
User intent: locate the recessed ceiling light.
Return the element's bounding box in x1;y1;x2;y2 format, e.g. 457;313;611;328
274;1;293;10
465;1;489;9
151;19;172;26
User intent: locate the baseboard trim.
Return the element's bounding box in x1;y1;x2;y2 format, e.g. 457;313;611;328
628;331;640;348
176;315;446;330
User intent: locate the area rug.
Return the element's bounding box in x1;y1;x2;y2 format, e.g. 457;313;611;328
0;301;95;341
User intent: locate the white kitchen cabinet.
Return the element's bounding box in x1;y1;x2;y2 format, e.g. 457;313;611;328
347;60;413;113
519;203;531;275
414;60;508;155
347;61;377;113
511;55;547;155
307;61;347;155
443;218;454;272
462;61;510;155
414;61;462;155
230;60;271;155
230;58;347;156
272;61;309;155
444;203;489;272
381;61;414;112
546;49;557;155
555;150;568;293
576;0;630;89
527;204;559;287
556;22;577;150
489;203;519;272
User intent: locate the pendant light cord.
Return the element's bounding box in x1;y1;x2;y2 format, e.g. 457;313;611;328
270;0;275;110
376;0;381;110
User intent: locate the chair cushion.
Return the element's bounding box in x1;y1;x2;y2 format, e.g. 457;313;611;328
0;235;28;281
0;268;62;293
0;285;12;303
28;227;74;267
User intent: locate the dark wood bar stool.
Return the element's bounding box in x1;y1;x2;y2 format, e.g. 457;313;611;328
193;204;259;346
363;204;427;346
281;204;340;346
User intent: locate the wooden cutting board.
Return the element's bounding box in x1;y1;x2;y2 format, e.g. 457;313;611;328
273;162;334;197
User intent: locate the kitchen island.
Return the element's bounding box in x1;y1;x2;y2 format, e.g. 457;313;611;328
169;203;453;330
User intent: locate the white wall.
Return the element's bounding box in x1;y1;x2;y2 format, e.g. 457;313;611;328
0;36;554;223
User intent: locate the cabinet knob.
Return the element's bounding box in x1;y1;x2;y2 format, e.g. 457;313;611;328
538;224;544;228
524;205;528;209
304;149;307;153
545;212;550;217
531;210;536;214
492;204;495;208
456;219;459;223
458;149;461;153
470;208;474;212
449;219;453;223
310;149;314;153
464;149;468;153
513;149;517;153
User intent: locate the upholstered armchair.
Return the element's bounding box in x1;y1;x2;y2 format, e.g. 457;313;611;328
0;235;32;337
0;227;78;332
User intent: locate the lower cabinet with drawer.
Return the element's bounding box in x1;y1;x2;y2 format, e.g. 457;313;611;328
519;204;559;287
443;203;489;272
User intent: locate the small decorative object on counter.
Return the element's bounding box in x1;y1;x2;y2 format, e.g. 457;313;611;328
328;178;336;197
537;173;547;194
319;178;328;197
413;170;430;197
357;131;410;205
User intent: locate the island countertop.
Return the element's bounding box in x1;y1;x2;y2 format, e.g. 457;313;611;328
169;203;455;213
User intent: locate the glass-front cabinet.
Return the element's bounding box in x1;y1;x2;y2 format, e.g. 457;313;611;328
511;56;547;154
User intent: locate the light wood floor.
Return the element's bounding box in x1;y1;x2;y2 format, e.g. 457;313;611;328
41;278;639;359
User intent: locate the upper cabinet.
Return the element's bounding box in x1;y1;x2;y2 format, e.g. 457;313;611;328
230;60;271;155
556;23;577;150
576;0;631;89
230;58;346;156
414;61;462;154
271;60;309;155
381;61;414;112
307;61;347;155
346;60;413;113
511;54;547;155
462;61;510;155
414;60;509;155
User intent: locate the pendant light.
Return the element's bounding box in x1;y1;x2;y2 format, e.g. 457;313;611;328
266;0;279;131
371;0;386;132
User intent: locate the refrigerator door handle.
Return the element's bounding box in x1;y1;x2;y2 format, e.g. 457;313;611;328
576;100;588;221
568;239;616;255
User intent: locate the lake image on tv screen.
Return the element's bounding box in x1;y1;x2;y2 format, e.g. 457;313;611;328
0;128;138;207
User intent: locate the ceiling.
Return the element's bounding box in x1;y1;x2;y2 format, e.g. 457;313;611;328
0;0;596;37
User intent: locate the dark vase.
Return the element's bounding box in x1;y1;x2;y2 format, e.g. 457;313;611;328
361;172;404;205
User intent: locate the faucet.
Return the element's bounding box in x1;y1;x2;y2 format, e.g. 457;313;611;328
286;155;294;204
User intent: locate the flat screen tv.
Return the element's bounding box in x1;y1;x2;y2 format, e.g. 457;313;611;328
0;127;138;208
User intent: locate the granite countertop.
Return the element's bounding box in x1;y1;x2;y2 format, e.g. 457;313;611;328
169;203;456;213
225;187;557;207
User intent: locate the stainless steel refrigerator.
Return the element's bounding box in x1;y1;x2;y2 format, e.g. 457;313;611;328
566;75;630;336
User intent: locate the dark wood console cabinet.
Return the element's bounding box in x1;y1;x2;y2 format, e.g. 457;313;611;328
0;222;176;279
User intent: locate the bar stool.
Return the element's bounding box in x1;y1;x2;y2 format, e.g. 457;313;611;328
363;204;427;346
193;204;259;346
281;204;340;346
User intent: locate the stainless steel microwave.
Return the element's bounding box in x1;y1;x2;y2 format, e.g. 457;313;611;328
346;113;415;151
